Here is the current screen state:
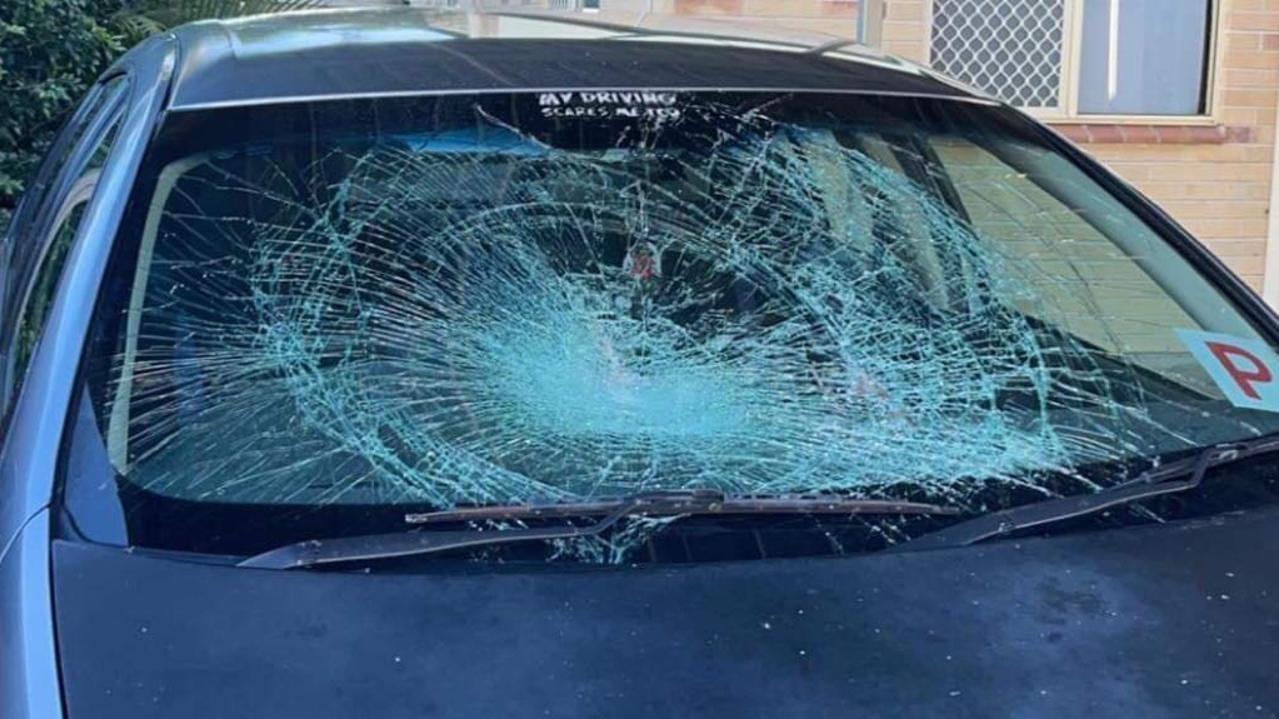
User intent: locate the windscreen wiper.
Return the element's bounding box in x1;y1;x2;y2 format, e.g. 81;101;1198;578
897;433;1279;552
238;489;960;570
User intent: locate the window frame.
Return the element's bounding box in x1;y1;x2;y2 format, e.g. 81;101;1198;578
1064;0;1218;122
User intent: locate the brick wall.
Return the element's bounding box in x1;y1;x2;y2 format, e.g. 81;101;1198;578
879;0;930;61
638;0;933;58
658;0;861;35
534;0;863;36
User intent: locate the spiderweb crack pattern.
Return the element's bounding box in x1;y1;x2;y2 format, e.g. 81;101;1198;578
120;104;1161;514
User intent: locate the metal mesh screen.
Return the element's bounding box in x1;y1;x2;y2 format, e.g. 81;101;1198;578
930;0;1065;109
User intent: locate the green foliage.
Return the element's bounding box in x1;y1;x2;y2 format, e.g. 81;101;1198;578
0;0;322;220
0;0;125;213
113;0;325;45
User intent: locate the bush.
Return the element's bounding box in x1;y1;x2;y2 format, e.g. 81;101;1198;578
0;0;324;231
0;0;127;221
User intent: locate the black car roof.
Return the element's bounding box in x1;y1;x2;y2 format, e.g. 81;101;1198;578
162;8;983;111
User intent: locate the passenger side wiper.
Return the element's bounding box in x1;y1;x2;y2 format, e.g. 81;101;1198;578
897;433;1279;552
238;490;960;570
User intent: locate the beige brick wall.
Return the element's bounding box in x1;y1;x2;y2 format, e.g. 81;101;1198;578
643;0;929;59
561;0;863;36
879;0;930;61
662;0;860;32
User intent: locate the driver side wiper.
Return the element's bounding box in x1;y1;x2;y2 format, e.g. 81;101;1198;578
897;432;1279;552
238;489;960;570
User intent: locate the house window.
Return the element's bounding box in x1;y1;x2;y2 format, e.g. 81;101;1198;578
1076;0;1211;115
930;0;1215;117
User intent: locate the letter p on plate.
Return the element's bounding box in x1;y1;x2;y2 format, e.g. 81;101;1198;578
1178;329;1279;412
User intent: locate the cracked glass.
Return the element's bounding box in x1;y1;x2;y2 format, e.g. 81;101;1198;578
63;91;1279;561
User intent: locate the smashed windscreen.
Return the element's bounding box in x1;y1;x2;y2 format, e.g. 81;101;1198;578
64;91;1279;559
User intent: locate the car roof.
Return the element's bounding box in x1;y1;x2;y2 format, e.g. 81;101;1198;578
160;7;986;111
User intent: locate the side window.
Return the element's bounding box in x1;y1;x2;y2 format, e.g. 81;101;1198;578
0;76;129;421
